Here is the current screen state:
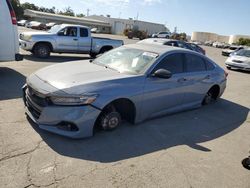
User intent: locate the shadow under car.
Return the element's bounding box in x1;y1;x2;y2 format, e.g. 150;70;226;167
28;99;249;163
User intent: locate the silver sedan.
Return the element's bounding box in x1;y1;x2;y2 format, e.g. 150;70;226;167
23;43;227;138
225;48;250;71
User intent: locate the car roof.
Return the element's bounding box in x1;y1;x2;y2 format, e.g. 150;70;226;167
139;38;178;45
61;24;89;28
124;43;190;55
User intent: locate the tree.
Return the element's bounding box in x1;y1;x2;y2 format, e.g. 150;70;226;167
76;13;85;17
21;2;39;11
39;6;55;14
11;0;23;19
59;6;75;17
237;38;250;46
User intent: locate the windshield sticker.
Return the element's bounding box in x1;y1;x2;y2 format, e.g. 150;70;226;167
142;52;159;58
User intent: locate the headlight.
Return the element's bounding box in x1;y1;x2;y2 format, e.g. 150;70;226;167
50;94;98;106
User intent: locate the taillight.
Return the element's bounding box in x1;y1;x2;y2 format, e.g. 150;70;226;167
6;0;17;25
10;10;17;25
224;70;228;78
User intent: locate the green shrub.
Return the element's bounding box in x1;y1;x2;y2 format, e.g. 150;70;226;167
237;38;250;46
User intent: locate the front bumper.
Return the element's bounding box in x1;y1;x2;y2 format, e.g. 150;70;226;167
23;85;101;139
222;51;230;56
19;39;35;51
225;61;250;71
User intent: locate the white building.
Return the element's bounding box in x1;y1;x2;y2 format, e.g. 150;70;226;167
87;15;168;35
192;31;250;44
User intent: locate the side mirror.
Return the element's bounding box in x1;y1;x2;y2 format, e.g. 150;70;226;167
57;31;64;36
152;69;172;79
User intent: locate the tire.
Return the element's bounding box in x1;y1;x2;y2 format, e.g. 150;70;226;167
33;43;50;58
99;110;121;131
226;66;231;70
90;52;97;58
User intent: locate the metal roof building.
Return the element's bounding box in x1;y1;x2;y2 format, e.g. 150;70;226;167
24;9;111;33
87;15;168;35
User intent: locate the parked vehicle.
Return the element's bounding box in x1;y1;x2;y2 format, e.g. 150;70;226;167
46;22;56;30
138;38;204;55
19;24;124;58
222;46;244;56
23;43;227;138
0;0;23;62
188;42;206;55
205;41;213;46
152;31;171;38
17;19;28;26
26;21;38;28
225;48;250;71
91;27;100;33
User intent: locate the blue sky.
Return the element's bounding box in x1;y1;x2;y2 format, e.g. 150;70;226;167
20;0;250;36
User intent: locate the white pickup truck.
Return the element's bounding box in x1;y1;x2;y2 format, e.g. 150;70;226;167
19;24;124;58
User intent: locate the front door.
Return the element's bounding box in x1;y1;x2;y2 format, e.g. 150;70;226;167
56;26;79;52
142;53;187;118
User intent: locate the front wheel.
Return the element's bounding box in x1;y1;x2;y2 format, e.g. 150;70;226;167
226;66;231;70
99;110;121;131
33;44;50;58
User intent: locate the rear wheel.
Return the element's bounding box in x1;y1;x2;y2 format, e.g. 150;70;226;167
202;86;219;105
33;43;50;58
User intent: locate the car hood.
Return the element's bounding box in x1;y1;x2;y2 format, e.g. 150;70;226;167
20;32;54;41
230;55;250;63
21;31;53;37
32;60;139;95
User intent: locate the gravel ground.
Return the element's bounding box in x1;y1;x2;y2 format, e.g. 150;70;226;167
0;27;249;188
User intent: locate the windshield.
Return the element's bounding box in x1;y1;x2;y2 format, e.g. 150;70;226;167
93;47;158;74
229;46;238;50
48;25;63;33
235;49;250;57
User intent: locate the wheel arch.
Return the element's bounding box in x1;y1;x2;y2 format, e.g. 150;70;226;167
99;45;113;54
32;41;54;52
94;97;137;129
206;84;220;100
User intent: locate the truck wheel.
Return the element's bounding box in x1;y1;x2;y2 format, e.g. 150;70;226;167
34;43;50;58
90;52;97;58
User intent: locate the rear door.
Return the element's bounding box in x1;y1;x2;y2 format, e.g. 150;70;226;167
0;0;19;62
181;53;211;105
78;27;92;53
55;27;79;52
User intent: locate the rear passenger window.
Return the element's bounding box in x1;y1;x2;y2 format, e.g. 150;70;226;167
185;54;206;72
206;60;215;70
80;28;88;37
165;41;178;47
153;53;184;74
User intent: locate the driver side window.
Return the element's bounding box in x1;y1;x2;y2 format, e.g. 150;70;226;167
153;53;184;74
58;27;77;37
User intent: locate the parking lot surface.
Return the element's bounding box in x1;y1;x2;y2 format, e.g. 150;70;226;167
0;27;249;188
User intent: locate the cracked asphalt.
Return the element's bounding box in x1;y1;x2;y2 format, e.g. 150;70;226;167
0;28;249;188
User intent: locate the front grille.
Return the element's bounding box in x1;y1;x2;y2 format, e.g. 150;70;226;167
24;86;47;119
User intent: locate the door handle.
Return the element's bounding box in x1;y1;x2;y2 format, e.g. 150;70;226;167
73;38;78;41
177;78;187;82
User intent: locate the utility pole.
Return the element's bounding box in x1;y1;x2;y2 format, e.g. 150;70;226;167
87;9;90;16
